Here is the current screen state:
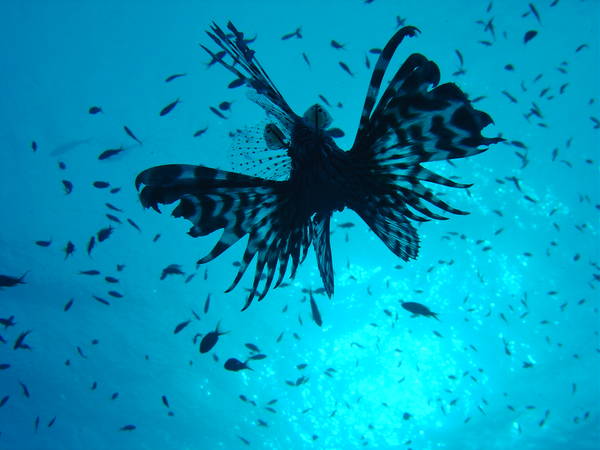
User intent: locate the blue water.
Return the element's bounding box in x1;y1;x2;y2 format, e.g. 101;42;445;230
1;1;599;449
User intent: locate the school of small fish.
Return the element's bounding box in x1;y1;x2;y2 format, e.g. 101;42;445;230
1;1;598;448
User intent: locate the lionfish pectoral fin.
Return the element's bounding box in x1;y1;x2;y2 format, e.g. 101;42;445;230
312;212;334;297
136;163;314;310
348;26;503;236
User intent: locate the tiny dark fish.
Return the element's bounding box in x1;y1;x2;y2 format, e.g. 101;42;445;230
245;343;260;353
455;49;464;66
218;101;232;111
281;27;302;40
160;264;184;280
19;381;30;397
119;424;136;431
97;226;114;242
173;319;191;334
501;90;518;103
209;106;227;119
524;30;538;44
80;270;100;275
58;161;67;170
0;364;9;370
64;298;74;311
224;358;252;372
127;218;141;232
184;273;195;283
35;239;52;247
87;236;96;256
106;202;123;212
98;147;124;160
89;106;103;114
302;52;311;67
193;127;208;138
105;276;119;283
165;73;186;83
161;395;170;408
106;214;121;224
238;435;251;446
160;98;180;116
199;322;227;353
93;295;110;306
31;141;38;152
0;395;9;408
401;302;439;320
62;180;73;194
108;290;123;298
228;78;245;89
331;40;345;50
204;294;211;313
14;330;32;350
338;222;355;229
338;61;354;77
92;181;111;190
529;3;541;24
309;291;322;327
77;346;87;358
64;241;75;259
0;272;28;288
248;353;267;360
123;126;142;145
0;315;16;328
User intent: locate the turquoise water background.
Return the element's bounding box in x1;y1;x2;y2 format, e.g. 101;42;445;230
0;1;599;449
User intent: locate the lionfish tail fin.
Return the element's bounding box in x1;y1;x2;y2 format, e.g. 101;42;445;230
136;164;312;310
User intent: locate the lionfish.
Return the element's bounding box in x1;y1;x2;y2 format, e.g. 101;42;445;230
136;22;502;310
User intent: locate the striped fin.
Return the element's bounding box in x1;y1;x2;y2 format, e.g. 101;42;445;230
352;194;419;261
354;26;421;146
136;164;312;310
229;123;291;181
347;27;503;248
204;22;298;133
312;213;333;297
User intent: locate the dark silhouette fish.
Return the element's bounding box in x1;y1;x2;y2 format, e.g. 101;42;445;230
165;73;186;83
309;290;322;327
0;316;16;328
401;301;439;320
98;147;124;160
123;126;142;145
224;357;252;372
160;264;184;280
160;98;180;116
64;241;75;258
136;22;502;311
62;180;73;194
199;321;227;353
0;272;28;288
173;319;191;334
